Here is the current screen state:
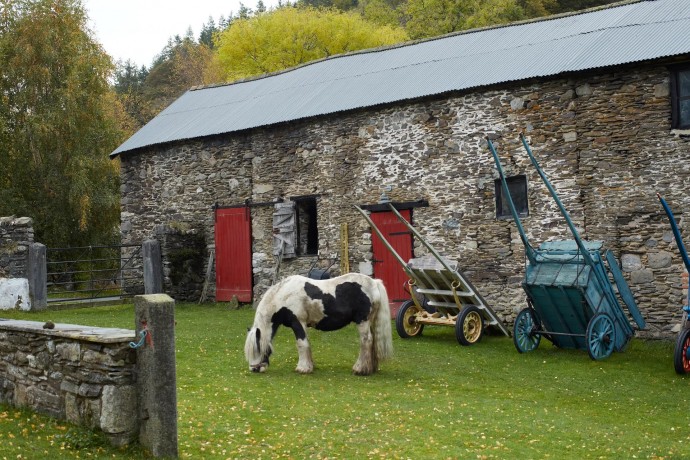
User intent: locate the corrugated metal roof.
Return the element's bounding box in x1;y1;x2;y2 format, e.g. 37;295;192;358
112;0;690;157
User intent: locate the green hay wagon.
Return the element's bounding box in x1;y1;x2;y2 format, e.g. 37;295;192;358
488;134;646;360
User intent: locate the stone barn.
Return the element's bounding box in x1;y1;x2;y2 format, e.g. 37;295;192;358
112;0;690;338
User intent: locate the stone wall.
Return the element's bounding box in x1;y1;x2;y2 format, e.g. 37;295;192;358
118;60;690;337
0;320;137;446
0;217;34;278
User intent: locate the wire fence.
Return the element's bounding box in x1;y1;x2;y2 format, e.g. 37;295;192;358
46;243;144;303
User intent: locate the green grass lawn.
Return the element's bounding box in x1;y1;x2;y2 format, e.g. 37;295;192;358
0;303;688;459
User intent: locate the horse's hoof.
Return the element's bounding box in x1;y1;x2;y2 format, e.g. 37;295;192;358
295;366;313;374
352;367;374;376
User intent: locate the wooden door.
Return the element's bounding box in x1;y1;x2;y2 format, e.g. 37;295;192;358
215;207;253;302
371;210;413;314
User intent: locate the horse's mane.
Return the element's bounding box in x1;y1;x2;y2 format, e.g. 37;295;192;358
253;276;299;324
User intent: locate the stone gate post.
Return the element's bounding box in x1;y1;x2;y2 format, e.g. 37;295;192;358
28;243;47;310
142;240;163;294
134;293;178;458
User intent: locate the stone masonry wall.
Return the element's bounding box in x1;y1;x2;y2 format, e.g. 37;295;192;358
0;320;137;446
0;217;34;278
119;60;690;337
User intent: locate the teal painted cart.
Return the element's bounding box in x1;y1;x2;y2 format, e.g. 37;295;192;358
488;134;646;360
657;193;690;374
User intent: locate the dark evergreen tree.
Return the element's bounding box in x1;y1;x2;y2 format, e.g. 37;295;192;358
114;60;148;94
238;3;253;19
199;16;218;48
113;60;153;128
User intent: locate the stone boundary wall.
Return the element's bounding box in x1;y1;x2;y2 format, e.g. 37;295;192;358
0;320;137;446
0;216;34;278
119;60;690;338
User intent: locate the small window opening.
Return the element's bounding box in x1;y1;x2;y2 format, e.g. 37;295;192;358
294;196;318;256
671;66;690;129
495;175;529;219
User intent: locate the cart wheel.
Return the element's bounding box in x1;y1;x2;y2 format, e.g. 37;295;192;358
513;308;541;353
455;306;483;346
586;312;615;360
396;300;424;338
673;328;690;375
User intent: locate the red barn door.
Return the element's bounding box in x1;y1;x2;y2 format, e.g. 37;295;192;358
371;210;413;316
215;207;253;302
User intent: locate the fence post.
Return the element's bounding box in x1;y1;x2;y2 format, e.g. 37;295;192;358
28;243;47;310
142;240;163;294
134;294;178;458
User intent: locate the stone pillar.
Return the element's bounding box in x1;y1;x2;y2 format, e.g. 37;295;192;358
134;294;178;458
142;240;163;294
28;243;47;310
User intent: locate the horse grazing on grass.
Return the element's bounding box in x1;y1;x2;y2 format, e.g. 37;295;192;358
244;273;393;376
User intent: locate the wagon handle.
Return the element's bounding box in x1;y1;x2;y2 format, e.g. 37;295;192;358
386;203;469;279
518;133;596;268
486;136;537;265
353;205;416;279
657;193;690;273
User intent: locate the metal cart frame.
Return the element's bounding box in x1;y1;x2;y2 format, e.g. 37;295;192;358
355;204;510;346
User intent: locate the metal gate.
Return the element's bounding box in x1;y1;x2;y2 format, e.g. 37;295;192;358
46;244;144;303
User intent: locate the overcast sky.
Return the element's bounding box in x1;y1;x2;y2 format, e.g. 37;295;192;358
83;0;279;67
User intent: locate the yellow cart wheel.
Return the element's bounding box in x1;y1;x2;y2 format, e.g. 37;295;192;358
395;300;424;338
455;306;483;346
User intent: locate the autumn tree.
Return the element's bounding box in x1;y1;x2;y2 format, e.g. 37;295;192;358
298;0;359;11
519;0;557;16
0;0;124;247
141;31;221;118
550;0;619;14
357;0;404;28
403;0;542;39
214;6;408;82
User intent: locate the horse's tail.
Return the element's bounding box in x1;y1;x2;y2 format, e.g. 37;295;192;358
372;278;393;361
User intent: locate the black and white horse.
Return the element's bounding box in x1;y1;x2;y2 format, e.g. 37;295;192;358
244;273;393;375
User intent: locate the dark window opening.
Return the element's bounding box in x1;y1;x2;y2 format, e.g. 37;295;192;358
294;197;318;256
671;65;690;129
495;175;529;219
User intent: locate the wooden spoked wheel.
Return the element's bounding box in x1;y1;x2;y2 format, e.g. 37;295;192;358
586;312;615;360
513;307;541;353
455;306;483;346
395;300;424;338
